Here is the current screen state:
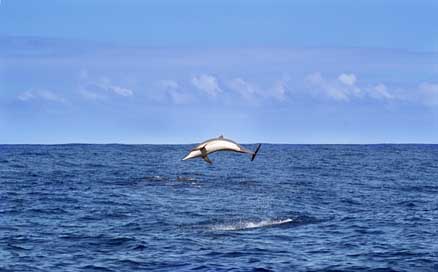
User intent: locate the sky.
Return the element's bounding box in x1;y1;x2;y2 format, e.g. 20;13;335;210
1;0;438;144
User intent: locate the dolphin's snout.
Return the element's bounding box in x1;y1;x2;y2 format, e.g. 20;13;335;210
182;150;201;161
182;153;194;160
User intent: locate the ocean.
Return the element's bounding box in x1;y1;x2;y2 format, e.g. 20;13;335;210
1;144;437;271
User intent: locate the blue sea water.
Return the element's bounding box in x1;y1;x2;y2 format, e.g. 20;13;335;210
0;144;437;271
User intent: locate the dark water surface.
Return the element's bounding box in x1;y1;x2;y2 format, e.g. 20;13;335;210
1;144;437;271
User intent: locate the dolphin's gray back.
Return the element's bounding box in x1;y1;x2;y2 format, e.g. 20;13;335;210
193;136;244;151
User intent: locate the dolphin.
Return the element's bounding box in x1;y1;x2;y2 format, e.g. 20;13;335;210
182;135;261;164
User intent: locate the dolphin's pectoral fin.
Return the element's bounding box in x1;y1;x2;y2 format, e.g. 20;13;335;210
202;155;212;164
200;146;212;163
194;143;207;151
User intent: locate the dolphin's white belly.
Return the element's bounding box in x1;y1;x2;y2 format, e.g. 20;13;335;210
186;149;202;159
205;140;240;153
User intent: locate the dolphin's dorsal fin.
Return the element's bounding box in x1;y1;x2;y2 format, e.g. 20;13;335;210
218;135;224;139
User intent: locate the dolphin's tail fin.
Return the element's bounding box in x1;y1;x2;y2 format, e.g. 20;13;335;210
251;144;262;161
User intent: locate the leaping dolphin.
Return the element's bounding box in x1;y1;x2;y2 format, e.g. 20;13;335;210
182;135;261;164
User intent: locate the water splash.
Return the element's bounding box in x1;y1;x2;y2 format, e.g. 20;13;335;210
176;176;196;182
210;218;294;231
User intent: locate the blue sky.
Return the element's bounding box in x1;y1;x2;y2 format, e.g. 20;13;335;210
1;0;438;143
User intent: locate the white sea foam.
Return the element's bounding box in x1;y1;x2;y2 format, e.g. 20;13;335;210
176;176;195;182
210;218;293;231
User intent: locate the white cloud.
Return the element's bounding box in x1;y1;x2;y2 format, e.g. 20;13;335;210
326;86;350;101
228;78;257;101
18;90;66;103
79;75;134;99
305;72;375;101
17;91;35;101
270;80;288;101
306;72;403;102
98;77;134;97
338;73;361;96
367;83;394;100
192;74;222;97
227;77;288;102
338;73;356;86
157;79;192;104
305;72;351;101
110;86;133;96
